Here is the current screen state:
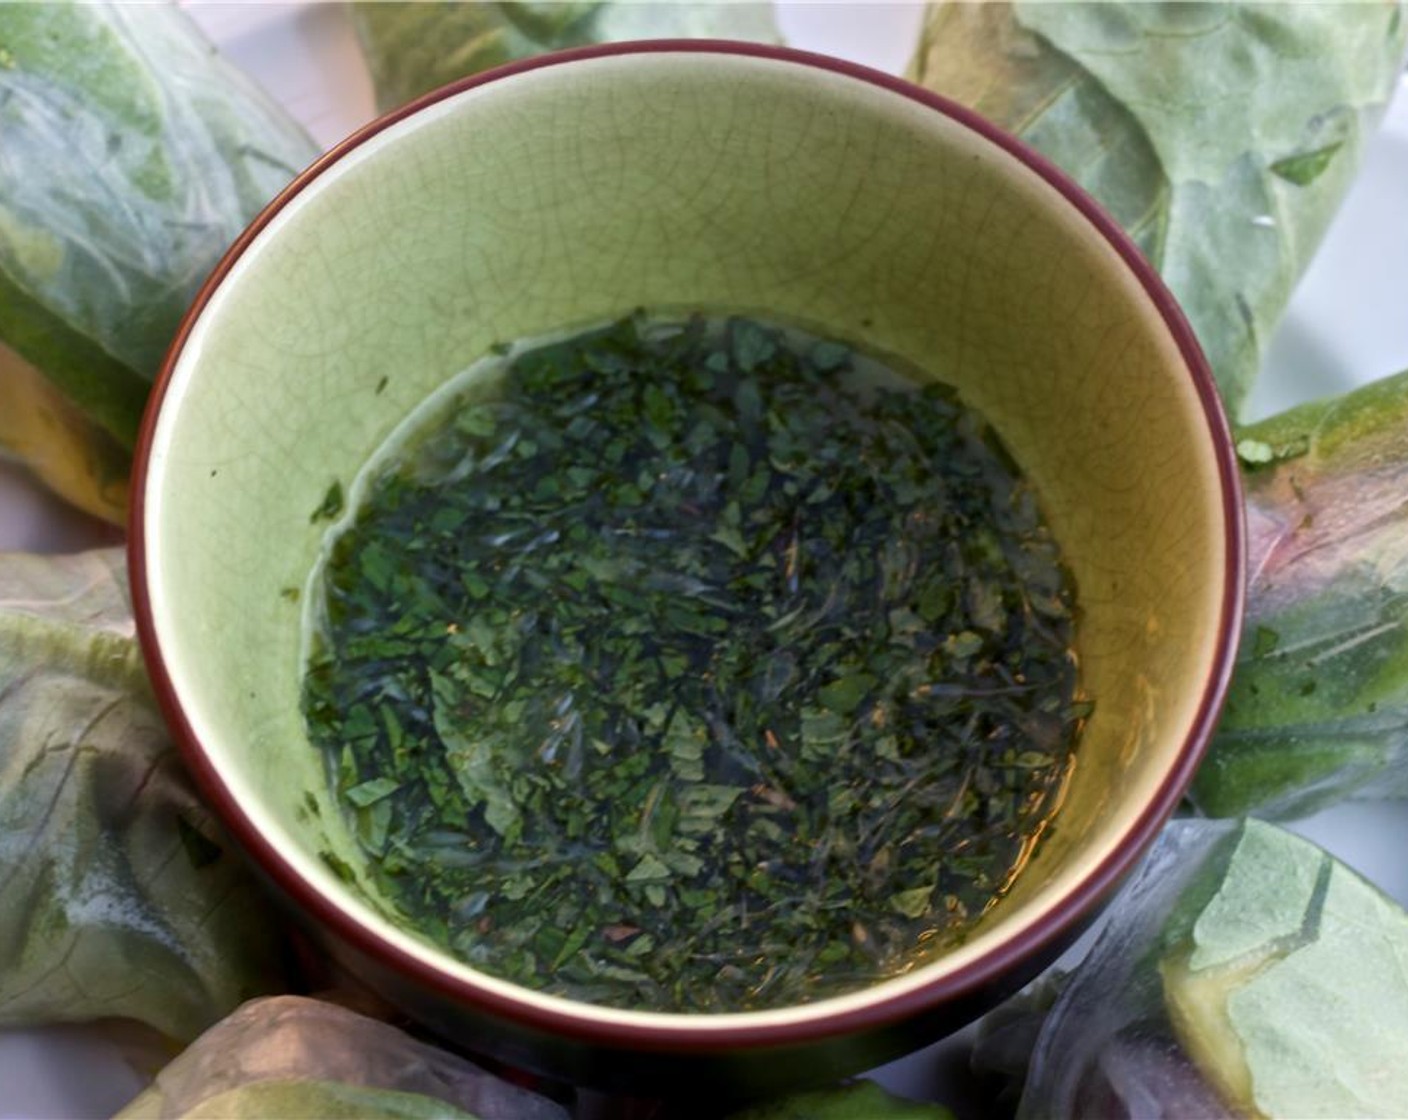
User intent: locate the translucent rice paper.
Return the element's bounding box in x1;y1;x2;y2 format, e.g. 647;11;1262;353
1196;370;1408;819
0;549;284;1040
0;2;318;521
115;996;569;1120
351;2;781;113
974;819;1408;1118
908;2;1408;419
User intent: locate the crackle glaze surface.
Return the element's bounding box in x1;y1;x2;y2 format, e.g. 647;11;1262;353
137;48;1237;1042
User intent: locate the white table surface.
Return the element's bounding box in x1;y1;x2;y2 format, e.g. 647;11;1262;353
1;5;1406;1116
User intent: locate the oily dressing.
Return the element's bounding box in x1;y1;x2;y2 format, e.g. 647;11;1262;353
301;313;1085;1013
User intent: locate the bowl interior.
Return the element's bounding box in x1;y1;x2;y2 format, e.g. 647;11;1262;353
139;49;1235;1029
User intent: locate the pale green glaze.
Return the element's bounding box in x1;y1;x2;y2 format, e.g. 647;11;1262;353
141;51;1235;1030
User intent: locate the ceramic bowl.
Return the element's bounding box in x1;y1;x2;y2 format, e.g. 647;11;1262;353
131;42;1244;1095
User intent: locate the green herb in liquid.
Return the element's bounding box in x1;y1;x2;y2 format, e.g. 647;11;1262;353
302;313;1085;1013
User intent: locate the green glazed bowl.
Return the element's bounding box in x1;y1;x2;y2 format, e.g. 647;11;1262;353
131;42;1244;1094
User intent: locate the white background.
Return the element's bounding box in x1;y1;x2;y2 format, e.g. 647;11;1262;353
1;4;1406;1116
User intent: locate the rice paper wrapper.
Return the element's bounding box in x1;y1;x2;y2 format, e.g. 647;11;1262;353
0;2;318;521
116;995;569;1120
350;2;781;114
977;819;1408;1118
1196;370;1408;819
0;548;285;1040
907;2;1408;419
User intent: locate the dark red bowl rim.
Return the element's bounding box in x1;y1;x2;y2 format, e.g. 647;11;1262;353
129;39;1245;1054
